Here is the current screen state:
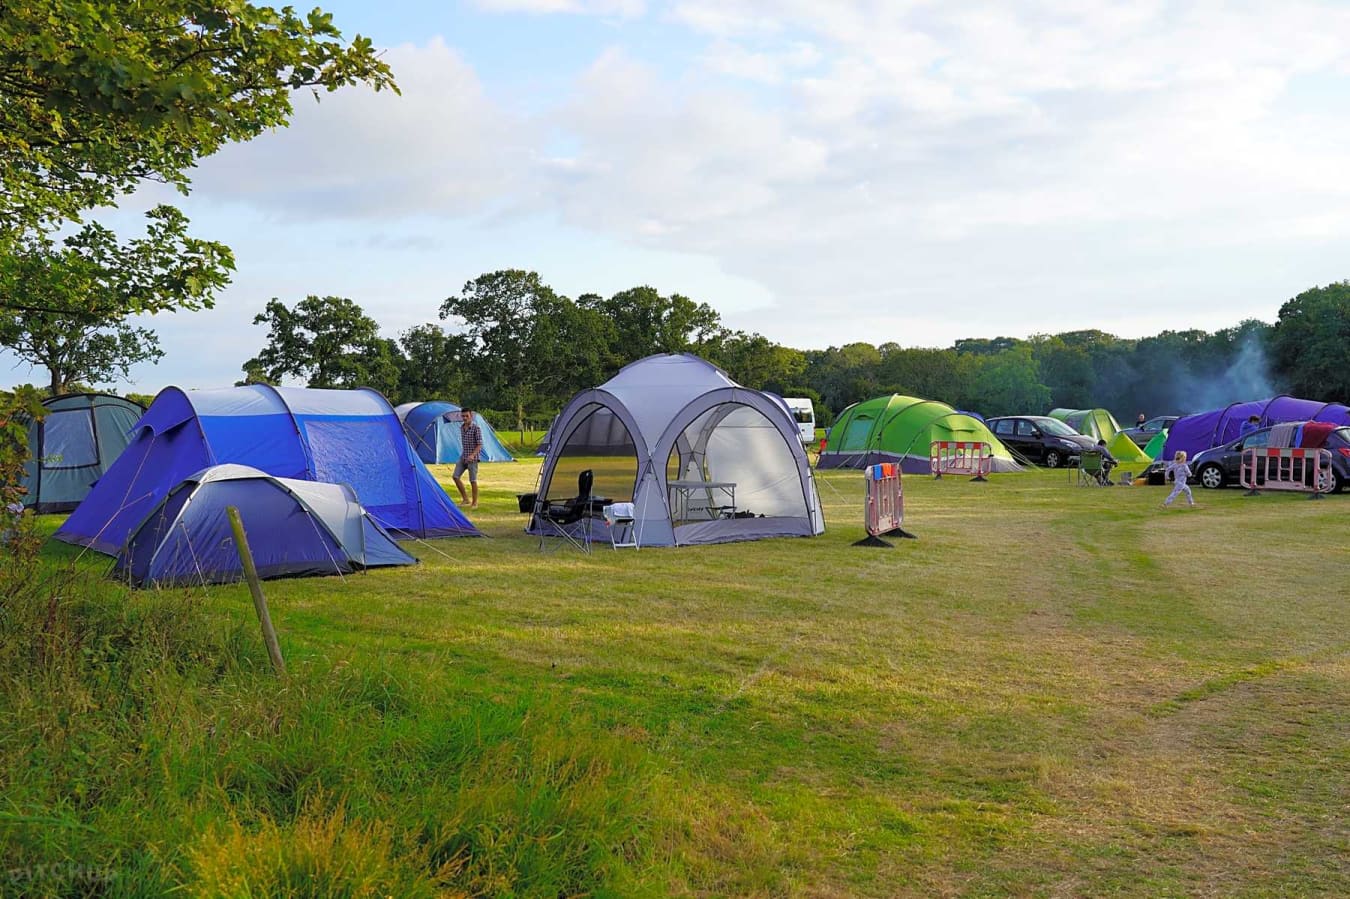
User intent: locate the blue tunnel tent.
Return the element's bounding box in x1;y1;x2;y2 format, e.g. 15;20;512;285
117;464;416;587
21;393;144;513
55;385;479;555
394;401;514;463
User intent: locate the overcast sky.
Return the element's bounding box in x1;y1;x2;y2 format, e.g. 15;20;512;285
6;0;1350;393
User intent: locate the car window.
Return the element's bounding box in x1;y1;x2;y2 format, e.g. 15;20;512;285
1242;431;1269;449
1016;420;1040;437
1143;417;1169;432
992;419;1014;436
1037;418;1080;438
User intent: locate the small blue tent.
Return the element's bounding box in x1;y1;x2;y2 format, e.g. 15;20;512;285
21;393;144;512
56;385;478;555
117;464;416;587
394;401;514;464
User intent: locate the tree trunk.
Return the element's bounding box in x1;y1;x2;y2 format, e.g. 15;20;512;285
49;368;66;396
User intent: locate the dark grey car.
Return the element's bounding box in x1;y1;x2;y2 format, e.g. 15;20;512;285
1119;415;1178;447
988;415;1099;468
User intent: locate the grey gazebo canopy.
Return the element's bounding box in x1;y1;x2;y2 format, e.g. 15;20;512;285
530;354;824;547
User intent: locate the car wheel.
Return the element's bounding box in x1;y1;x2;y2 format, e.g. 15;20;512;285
1317;468;1342;494
1044;449;1061;469
1198;463;1224;489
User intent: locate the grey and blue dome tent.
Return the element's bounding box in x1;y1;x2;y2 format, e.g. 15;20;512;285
21;393;144;513
116;464;416;587
394;401;514;463
530;354;824;547
55;385;478;555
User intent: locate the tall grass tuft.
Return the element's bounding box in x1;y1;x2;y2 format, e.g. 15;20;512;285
1;549;672;895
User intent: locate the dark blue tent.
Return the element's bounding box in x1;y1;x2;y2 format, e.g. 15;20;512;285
56;385;478;555
394;401;514;463
117;464;416;587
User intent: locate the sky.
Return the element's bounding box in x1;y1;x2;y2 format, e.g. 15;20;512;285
6;0;1350;393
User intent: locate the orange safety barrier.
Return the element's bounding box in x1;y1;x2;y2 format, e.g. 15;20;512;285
1240;447;1333;499
855;462;916;547
929;440;993;482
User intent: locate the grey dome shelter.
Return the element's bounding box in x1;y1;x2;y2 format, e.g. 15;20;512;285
529;354;824;547
21;393;145;513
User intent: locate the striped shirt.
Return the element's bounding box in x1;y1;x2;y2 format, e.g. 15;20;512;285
461;420;483;462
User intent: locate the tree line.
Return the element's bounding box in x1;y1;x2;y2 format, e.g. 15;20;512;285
234;272;1350;430
2;0;1348;441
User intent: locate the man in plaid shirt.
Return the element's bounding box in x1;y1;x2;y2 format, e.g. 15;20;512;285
452;408;483;509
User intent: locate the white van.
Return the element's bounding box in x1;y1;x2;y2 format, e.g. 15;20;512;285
782;397;816;445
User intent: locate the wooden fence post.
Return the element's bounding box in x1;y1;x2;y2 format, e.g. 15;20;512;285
227;506;286;677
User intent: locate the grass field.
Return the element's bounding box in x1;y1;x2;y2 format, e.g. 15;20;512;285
4;459;1348;896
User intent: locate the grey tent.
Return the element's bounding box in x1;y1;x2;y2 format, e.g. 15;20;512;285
530;354;824;547
21;393;144;513
116;464;416;587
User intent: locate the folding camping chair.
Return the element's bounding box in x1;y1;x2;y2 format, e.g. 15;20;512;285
1075;450;1105;487
535;469;595;553
604;502;638;550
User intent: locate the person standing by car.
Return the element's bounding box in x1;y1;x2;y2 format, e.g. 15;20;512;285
1162;450;1196;508
1136;412;1147;428
452;408;483;510
1239;414;1261;437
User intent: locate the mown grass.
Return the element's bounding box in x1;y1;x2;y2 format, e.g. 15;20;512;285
4;461;1348;897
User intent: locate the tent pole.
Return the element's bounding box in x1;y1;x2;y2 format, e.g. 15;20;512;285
227;506;287;677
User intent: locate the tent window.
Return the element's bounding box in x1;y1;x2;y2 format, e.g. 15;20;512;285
668;403;806;522
842;414;874;446
43;409;98;468
548;405;638;503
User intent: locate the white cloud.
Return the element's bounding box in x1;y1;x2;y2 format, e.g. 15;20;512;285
170;2;1350;356
190;38;533;220
471;0;645;17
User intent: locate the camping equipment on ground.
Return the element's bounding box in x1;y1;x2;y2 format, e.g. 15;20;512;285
535;469;596;553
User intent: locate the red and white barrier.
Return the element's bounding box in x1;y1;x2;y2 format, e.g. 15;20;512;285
1240;447;1334;498
930;440;993;482
855;462;915;546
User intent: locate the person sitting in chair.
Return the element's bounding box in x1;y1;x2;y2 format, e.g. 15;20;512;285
1095;439;1117;485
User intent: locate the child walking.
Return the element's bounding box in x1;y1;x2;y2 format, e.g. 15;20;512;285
1162;450;1196;508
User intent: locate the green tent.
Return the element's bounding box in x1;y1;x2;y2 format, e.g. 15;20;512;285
1051;407;1155;469
1049;408;1122;442
1143;430;1168;460
817;395;1021;473
1106;431;1153;469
